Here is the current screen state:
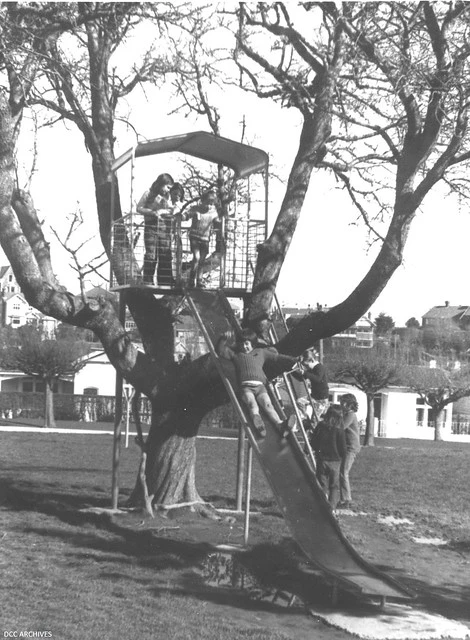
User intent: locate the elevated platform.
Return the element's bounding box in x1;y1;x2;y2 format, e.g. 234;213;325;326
110;213;264;296
111;282;252;300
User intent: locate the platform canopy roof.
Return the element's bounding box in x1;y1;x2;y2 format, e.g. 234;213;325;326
111;131;269;178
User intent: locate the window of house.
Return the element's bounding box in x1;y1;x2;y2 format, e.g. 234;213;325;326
8;275;12;282
23;381;33;392
36;382;45;393
13;303;20;310
83;387;98;396
356;339;373;348
11;317;20;325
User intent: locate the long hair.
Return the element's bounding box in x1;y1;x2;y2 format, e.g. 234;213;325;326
322;404;343;429
145;173;174;206
340;393;359;412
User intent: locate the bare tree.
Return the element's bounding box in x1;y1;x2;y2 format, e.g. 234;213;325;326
1;325;90;427
329;347;404;445
1;3;470;515
403;364;470;441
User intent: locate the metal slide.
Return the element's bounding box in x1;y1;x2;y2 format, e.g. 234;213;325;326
186;291;413;601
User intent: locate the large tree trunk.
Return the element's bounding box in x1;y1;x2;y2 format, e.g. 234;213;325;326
127;402;222;518
147;433;200;506
44;381;56;428
364;394;375;446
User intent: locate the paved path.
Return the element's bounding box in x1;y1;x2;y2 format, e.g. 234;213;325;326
0;425;236;440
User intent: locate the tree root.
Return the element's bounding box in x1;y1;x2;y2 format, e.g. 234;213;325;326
153;500;229;521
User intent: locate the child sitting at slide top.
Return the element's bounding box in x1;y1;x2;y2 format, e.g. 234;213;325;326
220;328;298;439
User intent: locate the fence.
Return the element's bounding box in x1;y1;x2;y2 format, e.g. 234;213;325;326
451;421;470;435
0;392;151;423
0;391;238;429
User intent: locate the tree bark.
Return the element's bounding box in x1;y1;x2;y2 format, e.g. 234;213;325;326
127;404;221;518
434;408;444;442
44;381;56;428
364;394;375;446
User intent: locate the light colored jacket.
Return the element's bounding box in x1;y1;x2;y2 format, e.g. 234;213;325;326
343;411;361;453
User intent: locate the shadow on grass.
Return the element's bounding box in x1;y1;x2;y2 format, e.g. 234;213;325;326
1;476;469;622
399;574;470;624
202;493;281;516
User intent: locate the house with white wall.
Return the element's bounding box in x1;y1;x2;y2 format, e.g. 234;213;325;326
73;349;117;396
329;382;455;441
0;265;58;334
0;368;73;394
1;291;42;328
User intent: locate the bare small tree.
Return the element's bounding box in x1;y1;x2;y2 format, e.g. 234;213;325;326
329;347;404;446
403;364;470;441
2;325;90;427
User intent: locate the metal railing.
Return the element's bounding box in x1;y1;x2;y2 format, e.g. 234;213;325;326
110;213;266;291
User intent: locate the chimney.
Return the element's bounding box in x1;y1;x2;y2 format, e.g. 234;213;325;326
445;300;449;307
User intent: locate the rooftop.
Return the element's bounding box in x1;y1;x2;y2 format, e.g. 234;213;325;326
422;305;470;320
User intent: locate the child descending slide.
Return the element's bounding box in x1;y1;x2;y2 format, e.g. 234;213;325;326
288;347;329;438
217;328;298;439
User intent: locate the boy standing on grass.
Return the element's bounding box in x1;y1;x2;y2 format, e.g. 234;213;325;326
309;404;346;510
218;328;297;439
338;393;361;509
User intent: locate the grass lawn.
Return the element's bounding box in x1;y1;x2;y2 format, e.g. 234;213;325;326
0;430;469;639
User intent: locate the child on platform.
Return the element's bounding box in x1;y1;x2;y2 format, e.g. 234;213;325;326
170;182;185;212
220;328;297;439
170;182;186;285
186;190;220;288
137;173;174;286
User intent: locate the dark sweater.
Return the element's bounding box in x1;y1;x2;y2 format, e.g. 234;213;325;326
292;362;329;400
230;347;296;385
310;421;346;461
